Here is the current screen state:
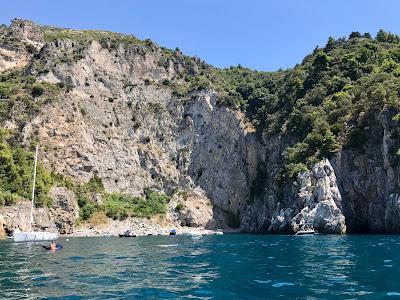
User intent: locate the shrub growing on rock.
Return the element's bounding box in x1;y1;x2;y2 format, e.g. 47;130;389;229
80;202;96;220
0;131;54;206
0;190;18;206
31;84;44;97
175;202;183;212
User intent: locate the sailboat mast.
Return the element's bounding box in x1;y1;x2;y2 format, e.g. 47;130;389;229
30;144;39;231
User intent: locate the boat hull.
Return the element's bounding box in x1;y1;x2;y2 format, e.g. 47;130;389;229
295;230;315;236
118;234;136;238
13;232;59;242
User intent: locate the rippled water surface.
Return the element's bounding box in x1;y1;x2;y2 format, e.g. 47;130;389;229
1;234;400;299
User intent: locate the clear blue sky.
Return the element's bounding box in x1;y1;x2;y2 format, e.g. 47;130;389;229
1;1;399;71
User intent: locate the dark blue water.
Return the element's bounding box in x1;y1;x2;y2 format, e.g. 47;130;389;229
1;234;400;299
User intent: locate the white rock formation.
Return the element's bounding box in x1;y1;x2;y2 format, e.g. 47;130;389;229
291;159;347;234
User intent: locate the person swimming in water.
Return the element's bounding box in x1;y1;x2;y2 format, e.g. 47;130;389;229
50;240;56;252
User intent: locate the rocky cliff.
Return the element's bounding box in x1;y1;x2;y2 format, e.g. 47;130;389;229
1;19;400;235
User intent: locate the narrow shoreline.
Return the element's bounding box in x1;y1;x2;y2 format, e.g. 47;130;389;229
64;227;227;238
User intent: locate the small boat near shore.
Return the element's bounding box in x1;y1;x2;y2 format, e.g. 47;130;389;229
118;234;137;237
118;230;137;238
295;229;316;235
294;224;317;236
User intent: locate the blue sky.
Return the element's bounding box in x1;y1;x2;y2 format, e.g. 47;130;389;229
1;1;399;71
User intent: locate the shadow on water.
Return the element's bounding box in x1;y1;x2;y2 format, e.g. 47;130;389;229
1;234;400;299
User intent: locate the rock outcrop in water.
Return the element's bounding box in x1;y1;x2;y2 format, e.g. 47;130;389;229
293;160;346;234
256;160;346;234
1;19;400;235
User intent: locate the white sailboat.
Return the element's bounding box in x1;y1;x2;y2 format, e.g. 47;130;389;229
12;145;58;242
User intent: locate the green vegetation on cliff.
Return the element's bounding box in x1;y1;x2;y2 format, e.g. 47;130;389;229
170;30;400;180
2;21;400;213
42;26;145;47
103;189;170;220
0;130;53;207
0;69;63;125
0;68;68;208
60;175;170;221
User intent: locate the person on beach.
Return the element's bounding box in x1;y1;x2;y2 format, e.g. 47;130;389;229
50;241;56;251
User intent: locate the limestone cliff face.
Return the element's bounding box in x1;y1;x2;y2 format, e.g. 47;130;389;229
330;110;400;233
1;20;400;234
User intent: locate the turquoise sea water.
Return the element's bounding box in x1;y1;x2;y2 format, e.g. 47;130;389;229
1;234;400;299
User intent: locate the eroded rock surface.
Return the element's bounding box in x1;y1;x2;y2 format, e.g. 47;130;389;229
0;201;57;233
49;187;79;234
167;188;221;228
268;159;346;234
385;194;400;233
1;20;399;235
